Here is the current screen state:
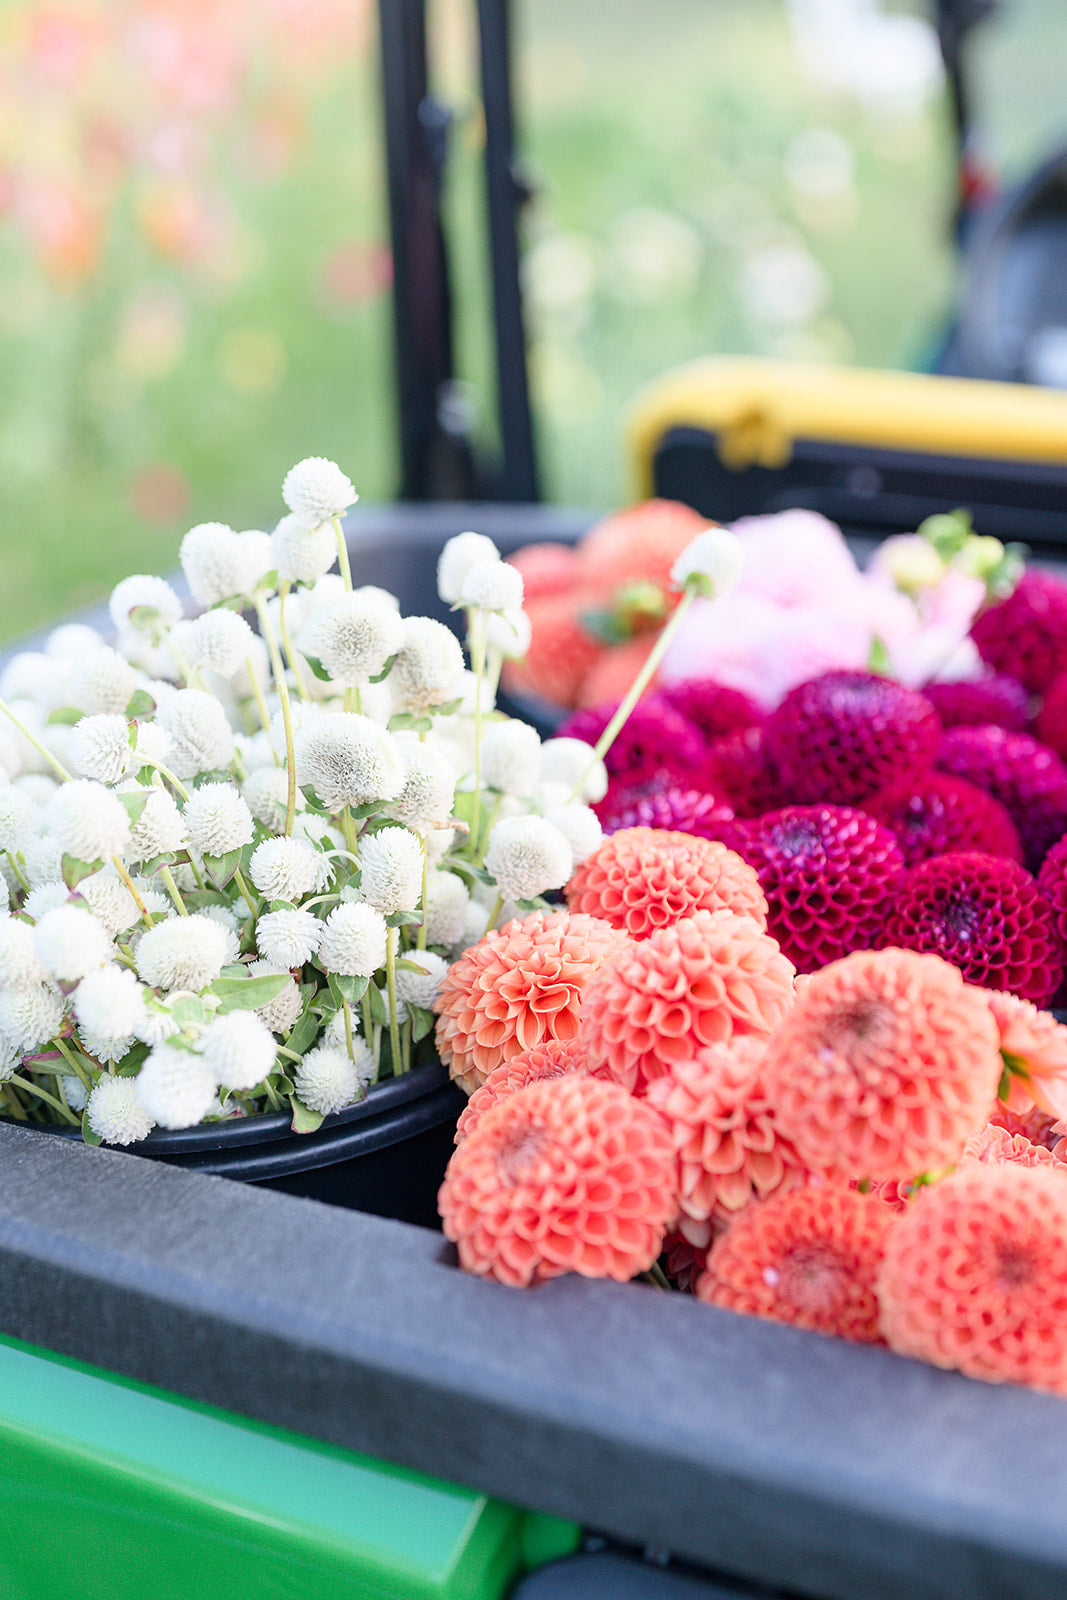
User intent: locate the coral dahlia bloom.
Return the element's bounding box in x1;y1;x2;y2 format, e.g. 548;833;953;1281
986;990;1067;1122
696;1185;892;1344
580;908;796;1097
646;1036;809;1229
565;827;768;940
433;910;628;1094
764;948;1002;1182
962;1123;1061;1170
877;1163;1067;1393
455;1037;590;1144
438;1075;678;1287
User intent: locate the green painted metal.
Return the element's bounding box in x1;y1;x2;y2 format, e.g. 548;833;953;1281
0;1333;580;1600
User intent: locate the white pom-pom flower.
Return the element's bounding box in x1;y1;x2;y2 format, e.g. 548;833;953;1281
484;814;573;901
248;836;331;902
436;531;501;604
388;617;465;713
67;647;138;716
74;964;148;1041
388;742;456;833
394;950;449;1012
125;788;187;865
21;836;63;889
33;904;113;984
299;593;404;688
135;1044;217;1128
248;959;303;1033
282;457;357;527
0;787;36;853
69;714;139;785
59;1071;88;1111
295;713;405;811
358;826;423;915
538;736;608;804
316;901;388;976
459;558;524;613
74;871;141;937
485;607;531;660
0;983;65;1050
256;907;323;968
0;917;47;986
135;914;232;992
109;574;184;637
182;782;254;857
423;869;469;947
543;803;603;867
188;608;257;678
201;1011;278;1091
23;882;68;921
45;780;131;864
293;1044;368;1114
234;528;276;590
156;689;234;778
480;719;541;797
179;523;259;606
86;1075;155;1145
271;513;338;585
242;768;295;834
670;525;744;598
46;622;106;659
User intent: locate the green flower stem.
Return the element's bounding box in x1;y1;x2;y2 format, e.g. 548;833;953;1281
568;588;697;803
262;1077;283;1112
245;654;275;737
232;865;260;917
278;581;310;702
467;606;487;858
158;864;188;916
385;926;404;1076
253;594;297;836
401;1017;412;1076
362;992;377;1074
0;696;71;782
5;852;30;894
0;1084;26;1119
51;1037;93;1094
111;856;157;928
159;626;194;687
332;516;353;591
9;1073;79;1124
342;684;363;715
640;1263;672;1291
342;1000;358;1065
340;807;359;858
153;763;191;802
416;842;429;951
484;890;504;931
184;853;208;892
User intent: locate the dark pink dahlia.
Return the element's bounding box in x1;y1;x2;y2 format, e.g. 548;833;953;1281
598;779;734;840
657;678;762;742
879;850;1063;1006
937;724;1067;872
922;675;1030;734
864;770;1023;869
762;671;941;807
703;724;784;818
558;694;705;786
557;702;613;749
970;569;1067;694
1034;671;1067;763
1037;836;1067;955
724;804;905;973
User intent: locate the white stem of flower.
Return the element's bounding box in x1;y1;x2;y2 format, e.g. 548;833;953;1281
253;594;297;836
332;516;353;591
385;926;404;1076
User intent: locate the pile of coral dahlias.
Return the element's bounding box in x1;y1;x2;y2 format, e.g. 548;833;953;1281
0;466;609;1148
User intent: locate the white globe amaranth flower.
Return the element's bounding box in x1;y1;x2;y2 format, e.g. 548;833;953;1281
248;836;331;902
129;719;174;772
0;652;53;705
299;593;405;688
543;803;603;867
86;1075;155;1145
293;1044;368;1115
33;904;113;984
182;782;254;856
46;780;131;864
358;826;423;915
125;788;187;865
135;914;232;992
325;1006;374;1053
179;522;261;606
248;959;303;1033
387;742;456;833
0;916;48;986
20;836;63;890
436;531;501;604
135;1043;217;1129
394;950;449;1012
539;736;608;804
132;993;182;1047
194;906;241;967
67;647;138;717
269;697;321;763
235;528;276;590
459;558;524;614
670;525;744;598
241;768;294;834
480;719;542;797
271;513;338;585
22;882;68;921
0;983;65;1050
188;608;257;678
109;574;184;637
11;775;57;810
484;814;574;901
282;456;358;527
68;714;140;785
0;1033;18;1081
74;964;148;1041
59;1071;87;1111
256;907;323;968
316;900;388;977
352;584;400;614
423;869;469;947
458;897;491;953
73;871;141;937
485;607;531;661
295;712;405;811
0;786;36;853
156;689;234;778
388;617;465;713
201;1010;278;1091
234;728;277;774
46;622;106;659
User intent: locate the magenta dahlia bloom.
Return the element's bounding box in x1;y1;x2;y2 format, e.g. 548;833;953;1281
656;678;761;742
970;569;1067;694
1036;838;1067;1000
922;675;1030;733
598;781;734;840
1034;671;1067;763
937;724;1067;872
879;850;1063;1006
559;694;705;787
703;724;783;818
864;770;1023;869
724;805;905;973
557;702;613;749
762;670;941;807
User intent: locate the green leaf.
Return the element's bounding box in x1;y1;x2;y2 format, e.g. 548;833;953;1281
118;790;150;827
513;896;548;913
334;972;370;1007
113;1042;149;1077
289;1096;325;1135
302;652;334;683
210;595;245;613
80;1109;103;1147
365;981;389;1025
388;711;433;734
408;1004;435;1044
47;706;84;726
285;1008;320;1057
348;801;386;820
396;957;433;973
386;909;424;927
125;688;157;718
170;995;205;1030
429;696;463;719
368;655;397;685
203;848;242;889
137;851;177;877
62;854;102;891
208;972;289;1012
128;604;161;632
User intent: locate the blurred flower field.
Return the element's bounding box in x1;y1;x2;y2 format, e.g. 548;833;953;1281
0;0;988;642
